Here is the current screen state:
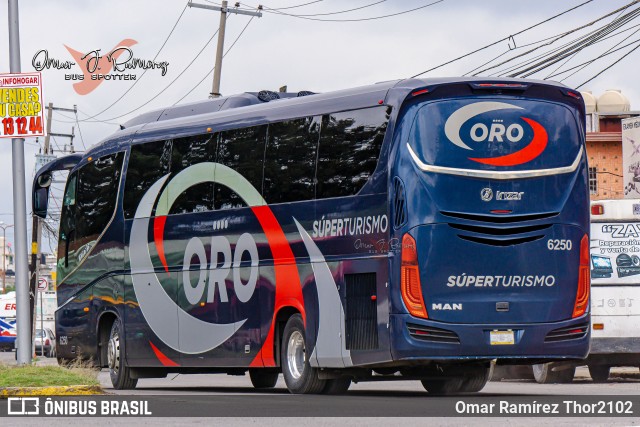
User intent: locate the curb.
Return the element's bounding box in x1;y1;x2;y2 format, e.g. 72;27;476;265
0;385;103;397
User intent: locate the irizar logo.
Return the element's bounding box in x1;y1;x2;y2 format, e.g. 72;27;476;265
432;303;462;311
444;101;548;167
496;191;524;201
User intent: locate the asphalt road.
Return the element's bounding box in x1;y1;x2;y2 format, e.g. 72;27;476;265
2;350;640;426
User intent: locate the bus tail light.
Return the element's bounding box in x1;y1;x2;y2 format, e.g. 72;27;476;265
573;234;590;318
401;233;428;319
591;204;604;215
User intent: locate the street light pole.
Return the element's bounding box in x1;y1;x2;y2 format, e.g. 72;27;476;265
8;0;32;365
0;222;14;294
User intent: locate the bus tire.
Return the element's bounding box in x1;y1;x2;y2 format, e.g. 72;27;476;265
532;363;574;384
321;378;351;394
281;314;326;394
249;369;279;389
421;377;464;395
588;365;610;383
108;319;137;390
460;366;491;392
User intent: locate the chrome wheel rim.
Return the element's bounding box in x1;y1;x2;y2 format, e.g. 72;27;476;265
108;332;120;373
287;331;305;380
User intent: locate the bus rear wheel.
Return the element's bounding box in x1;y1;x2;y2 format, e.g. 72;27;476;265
281;314;326;394
249;369;279;389
532;363;574;384
588;365;610;383
460;365;491;392
108;319;137;390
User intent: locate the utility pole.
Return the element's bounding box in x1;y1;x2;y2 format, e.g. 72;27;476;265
8;0;31;365
188;1;262;98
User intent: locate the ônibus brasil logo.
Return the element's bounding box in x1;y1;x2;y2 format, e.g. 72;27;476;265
444;102;549;167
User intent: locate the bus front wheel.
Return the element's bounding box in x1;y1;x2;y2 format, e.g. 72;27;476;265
249;369;279;389
108;319;138;390
281;314;326;394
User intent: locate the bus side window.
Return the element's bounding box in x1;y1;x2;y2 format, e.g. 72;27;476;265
75;152;124;248
57;152;123;280
316;106;389;199
214;125;267;210
123;141;172;219
263;117;320;204
169;133;217;214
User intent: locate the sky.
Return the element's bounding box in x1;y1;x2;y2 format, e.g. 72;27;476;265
0;0;639;254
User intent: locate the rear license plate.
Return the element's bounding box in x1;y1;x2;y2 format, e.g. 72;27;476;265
490;330;514;345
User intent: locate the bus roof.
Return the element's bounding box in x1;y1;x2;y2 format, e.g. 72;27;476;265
86;77;574;159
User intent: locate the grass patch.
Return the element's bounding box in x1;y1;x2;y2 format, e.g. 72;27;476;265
0;363;99;388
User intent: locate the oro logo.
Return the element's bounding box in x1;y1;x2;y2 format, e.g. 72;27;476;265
444;102;549;167
182;234;258;305
470;120;524;143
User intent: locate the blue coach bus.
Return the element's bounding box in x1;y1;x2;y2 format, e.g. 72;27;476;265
33;77;590;394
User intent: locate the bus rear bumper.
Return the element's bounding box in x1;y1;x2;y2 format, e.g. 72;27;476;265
389;314;590;362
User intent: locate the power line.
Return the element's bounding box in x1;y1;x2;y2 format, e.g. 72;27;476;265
74;111;87;151
410;0;596;78
265;0;323;11
92;18;227;122
471;2;636;77
546;35;640;79
576;39;640;88
506;5;640;78
78;3;189;122
244;0;443;22
260;0;386;17
474;3;640;78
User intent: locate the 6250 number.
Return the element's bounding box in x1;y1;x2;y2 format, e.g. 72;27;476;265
547;239;572;251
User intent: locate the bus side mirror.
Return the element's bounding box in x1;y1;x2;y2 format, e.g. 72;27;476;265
34;187;50;219
33;173;52;219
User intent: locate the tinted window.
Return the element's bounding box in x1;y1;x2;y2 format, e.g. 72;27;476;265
316;106;389;199
214;125;267;209
58;171;77;275
263;117;319;204
76;152;124;246
58;152;123;279
124;141;172;218
169;133;217;214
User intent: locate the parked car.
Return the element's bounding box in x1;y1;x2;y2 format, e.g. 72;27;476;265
34;328;56;357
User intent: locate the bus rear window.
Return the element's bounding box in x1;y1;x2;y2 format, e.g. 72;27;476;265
409;98;581;171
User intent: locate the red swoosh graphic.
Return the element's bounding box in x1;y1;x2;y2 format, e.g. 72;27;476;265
469;117;548;167
153;215;169;274
249;205;306;368
150;341;179;367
